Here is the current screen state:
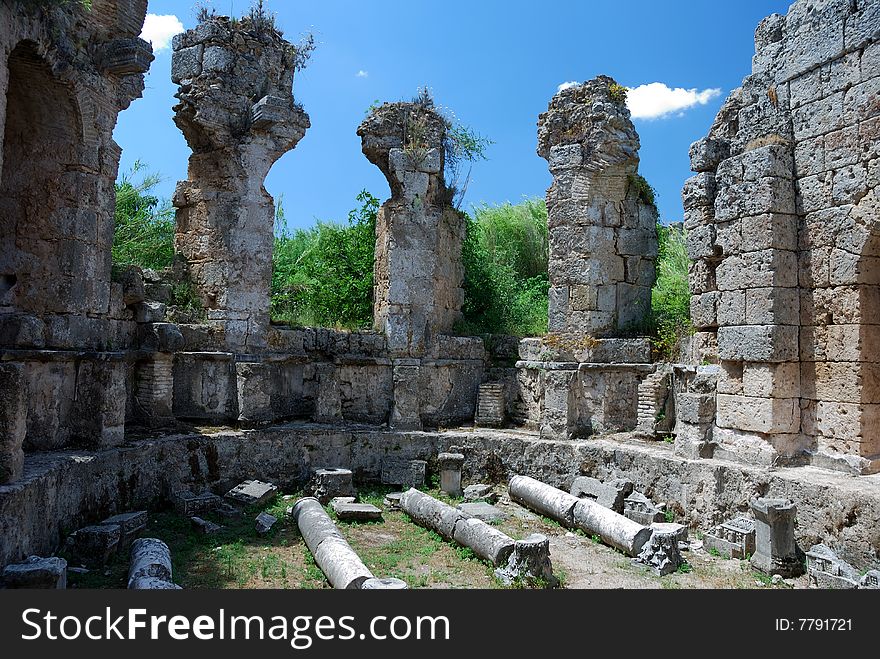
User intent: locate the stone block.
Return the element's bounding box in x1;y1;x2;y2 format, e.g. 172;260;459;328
66;525;121;566
686;224;717;260
438;452;465;498
569;476;633;513
174;491;222;516
690;292;719;329
225;480;279;507
190;516;222;535
745;287;800;325
806;544;860;589
623;491;665;526
457;502;507;524
740;213;798;252
689;137;730;172
742;362;800;399
703;516;756;559
99;511;147;546
309;469;355;505
677;392;716;424
171;44;203;83
681;173;717;209
716;394;800;434
132;301;167;323
380;458;427;488
750;498;803;577
0;363;26;485
717;290;746;326
333;501;383;523
463;484;497;503
2;556;67;589
717;325;799;362
255;512;278;535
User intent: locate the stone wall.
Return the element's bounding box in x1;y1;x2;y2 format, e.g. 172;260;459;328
0;0;152;481
684;0;880;474
172;16;310;352
537;76;658;337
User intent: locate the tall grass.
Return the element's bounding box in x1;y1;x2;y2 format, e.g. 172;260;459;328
458;199;550;336
647;225;692;359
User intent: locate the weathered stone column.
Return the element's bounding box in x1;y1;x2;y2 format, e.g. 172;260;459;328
358;101;465;357
750;498;803;577
172;16;310;351
537;76;658;337
438;452;464;498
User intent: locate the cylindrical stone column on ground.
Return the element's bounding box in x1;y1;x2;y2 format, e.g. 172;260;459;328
291;497;374;589
361;577;409;590
128;538;176;589
510;475;651;557
508;475;579;527
438;452;464;498
399;488;465;541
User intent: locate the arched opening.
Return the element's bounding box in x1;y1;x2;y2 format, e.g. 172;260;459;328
0;41;81;315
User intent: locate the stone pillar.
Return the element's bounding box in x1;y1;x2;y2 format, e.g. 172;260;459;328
475;383;506;427
438;452;464;498
0;363;25;484
172;16;310;352
358;101;465;357
537;76;658;337
750;498;803;577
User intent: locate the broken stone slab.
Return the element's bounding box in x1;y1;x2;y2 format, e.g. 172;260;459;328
573;498;653;557
750;498;803;577
464;484;497;503
457;502;507;524
291;498;374;589
99;511;147;546
623;491;666;525
635;525;685;576
399;488;466;541
361;577;409;589
383;492;403;509
190;516;222;535
494;534;559;588
452;517;516;566
438;452;465;498
173;491;223;516
651;522;689;550
508;475;580;526
225;480;279;508
2;556;67;589
806;544;860;589
381;459;427;488
333;500;383;523
310;469;356;504
255;512;278;535
128;538;174;588
703;516;756;559
570;476;634;513
330;496;357;509
66;524;121;566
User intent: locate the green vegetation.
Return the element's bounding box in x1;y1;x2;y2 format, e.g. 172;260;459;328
457;199;550;336
112;163;175;271
609;82;628;106
645;224;692;359
270;191;378;329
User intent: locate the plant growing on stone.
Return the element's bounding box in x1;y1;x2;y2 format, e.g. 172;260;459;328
609;82;628;105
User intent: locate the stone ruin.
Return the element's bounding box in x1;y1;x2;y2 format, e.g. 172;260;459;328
683;0;880;475
2;0;880;585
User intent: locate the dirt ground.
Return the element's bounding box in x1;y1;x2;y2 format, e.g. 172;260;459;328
65;485;807;590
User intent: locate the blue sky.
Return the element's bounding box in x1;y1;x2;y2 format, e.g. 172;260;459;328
118;0;794;230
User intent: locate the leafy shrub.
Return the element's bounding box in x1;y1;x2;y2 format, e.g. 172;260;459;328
457;199;550;337
646;224;692;359
609;82;628;105
112;163;175;271
271;191;378;329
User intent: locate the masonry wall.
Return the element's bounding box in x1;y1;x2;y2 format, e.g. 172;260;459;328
684;0;880;474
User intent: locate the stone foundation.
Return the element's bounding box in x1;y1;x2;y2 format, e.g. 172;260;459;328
3;423;879;572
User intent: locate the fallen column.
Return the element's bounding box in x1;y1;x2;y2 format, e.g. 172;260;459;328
291;497;374;589
509;475;652;557
128;538;181;590
399;488;556;586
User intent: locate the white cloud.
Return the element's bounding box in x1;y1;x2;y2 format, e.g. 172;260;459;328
626;82;722;120
356;70;369;78
557;81;579;92
140;14;185;54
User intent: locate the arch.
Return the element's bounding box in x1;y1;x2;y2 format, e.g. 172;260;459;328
0;40;83;314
